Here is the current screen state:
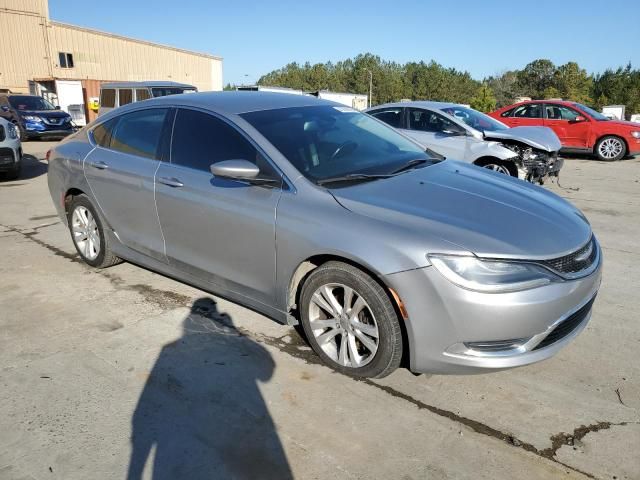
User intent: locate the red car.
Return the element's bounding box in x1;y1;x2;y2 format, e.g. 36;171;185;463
489;100;640;161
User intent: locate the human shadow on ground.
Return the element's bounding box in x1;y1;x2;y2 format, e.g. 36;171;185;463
127;297;292;480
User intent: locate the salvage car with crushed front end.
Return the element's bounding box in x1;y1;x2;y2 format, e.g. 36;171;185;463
366;101;563;184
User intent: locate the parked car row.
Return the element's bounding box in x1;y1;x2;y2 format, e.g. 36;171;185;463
47;92;602;378
490;99;640;162
366;101;563;184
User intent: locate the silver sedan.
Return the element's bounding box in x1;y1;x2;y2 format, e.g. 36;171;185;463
47;92;602;378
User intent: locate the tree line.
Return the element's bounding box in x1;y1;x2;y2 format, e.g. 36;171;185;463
224;53;640;116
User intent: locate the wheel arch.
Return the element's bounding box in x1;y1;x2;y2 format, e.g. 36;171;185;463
473;156;518;177
287;254;411;368
64;188;87;216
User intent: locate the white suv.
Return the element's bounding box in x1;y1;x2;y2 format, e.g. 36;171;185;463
0;117;22;180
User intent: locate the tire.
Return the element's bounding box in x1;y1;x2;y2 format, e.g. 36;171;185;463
299;261;403;378
67;194;121;268
595;136;626;162
476;158;518;177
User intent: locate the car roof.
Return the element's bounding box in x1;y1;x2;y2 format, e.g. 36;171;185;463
508;99;577;107
366;100;463;110
100;81;196;89
105;91;339;116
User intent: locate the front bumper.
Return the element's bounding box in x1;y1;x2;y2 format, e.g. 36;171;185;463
386;243;602;374
24;128;73;139
0;146;21;172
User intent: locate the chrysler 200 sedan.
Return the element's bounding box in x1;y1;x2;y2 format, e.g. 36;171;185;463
47;92;602;378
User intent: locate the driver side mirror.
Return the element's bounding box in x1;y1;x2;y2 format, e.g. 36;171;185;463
570;115;587;123
55;105;61;110
210;159;280;187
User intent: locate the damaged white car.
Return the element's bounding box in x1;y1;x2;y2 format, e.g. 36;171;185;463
366;101;563;184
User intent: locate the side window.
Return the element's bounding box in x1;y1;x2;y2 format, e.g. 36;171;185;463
369;108;404;128
545;104;579;121
109;109;168;159
91;118;117;148
500;107;515;117
171;109;267;173
135;89;151;102
100;89;116;108
119;89;133;106
408;108;461;133
513;104;542;118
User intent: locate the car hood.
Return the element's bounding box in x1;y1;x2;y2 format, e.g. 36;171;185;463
331;161;591;260
483;126;562;152
605;119;640;129
18;110;70;119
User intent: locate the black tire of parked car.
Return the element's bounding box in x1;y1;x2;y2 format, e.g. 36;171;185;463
299;261;403;378
594;135;627;162
67;194;122;268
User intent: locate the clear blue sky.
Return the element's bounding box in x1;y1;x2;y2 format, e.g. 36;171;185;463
50;0;639;86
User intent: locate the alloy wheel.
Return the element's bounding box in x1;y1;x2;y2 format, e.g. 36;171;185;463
483;163;510;175
598;138;623;160
308;283;379;368
71;206;100;260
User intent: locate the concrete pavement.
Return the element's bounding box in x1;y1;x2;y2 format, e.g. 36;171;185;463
0;142;638;479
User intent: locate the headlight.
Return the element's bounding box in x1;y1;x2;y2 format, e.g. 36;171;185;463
428;254;559;293
22;115;42;123
631;131;640;139
7;123;18;139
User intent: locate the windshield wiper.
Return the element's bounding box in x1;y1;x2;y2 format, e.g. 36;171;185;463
316;173;393;186
389;158;429;174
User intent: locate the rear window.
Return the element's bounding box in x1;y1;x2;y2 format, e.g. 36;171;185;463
100;89;116;108
109;109;168;159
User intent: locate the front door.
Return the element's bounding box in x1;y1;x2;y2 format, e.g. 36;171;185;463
543;103;592;148
401;108;469;160
155;108;282;306
83;108;169;261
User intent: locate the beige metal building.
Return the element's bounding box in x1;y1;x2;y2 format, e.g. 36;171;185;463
0;0;223;122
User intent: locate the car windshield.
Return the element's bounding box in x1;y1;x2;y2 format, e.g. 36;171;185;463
241;105;433;184
573;103;610;121
439;106;508;132
8;95;57;111
151;87;197;97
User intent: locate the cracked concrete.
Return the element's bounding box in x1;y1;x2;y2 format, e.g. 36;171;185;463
0;142;639;479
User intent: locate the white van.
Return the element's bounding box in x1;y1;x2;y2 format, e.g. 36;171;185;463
98;81;197;116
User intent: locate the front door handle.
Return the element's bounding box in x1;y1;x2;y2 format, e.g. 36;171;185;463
90;161;109;170
157;176;184;188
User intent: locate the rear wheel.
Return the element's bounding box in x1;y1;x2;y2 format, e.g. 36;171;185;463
475;158;518;177
67;195;121;268
595;136;626;161
299;261;403;378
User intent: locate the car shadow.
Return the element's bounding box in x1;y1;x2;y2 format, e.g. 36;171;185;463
127;297;292;480
18;154;48;180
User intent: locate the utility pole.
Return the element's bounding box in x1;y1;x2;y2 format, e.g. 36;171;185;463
367;69;373;108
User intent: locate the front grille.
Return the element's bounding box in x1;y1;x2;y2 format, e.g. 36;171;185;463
533;296;596;350
0;147;14;165
43;117;63;126
540;237;598;277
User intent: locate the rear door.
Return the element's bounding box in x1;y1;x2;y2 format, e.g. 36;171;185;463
155;108;283;305
543;103;592;148
84;108;170;261
401;108;469;160
507;103;544;127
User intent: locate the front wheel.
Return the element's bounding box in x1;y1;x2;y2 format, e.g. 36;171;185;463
595;136;626;161
67;194;121;268
476;158;518;177
299;261;403;378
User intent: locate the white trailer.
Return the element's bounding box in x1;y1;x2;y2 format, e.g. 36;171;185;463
602;105;626;121
310;91;368;111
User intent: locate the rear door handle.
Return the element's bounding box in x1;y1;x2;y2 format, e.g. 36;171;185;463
157;176;184;188
90;161;109;170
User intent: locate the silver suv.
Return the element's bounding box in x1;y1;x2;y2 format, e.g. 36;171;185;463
47;92;601;378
